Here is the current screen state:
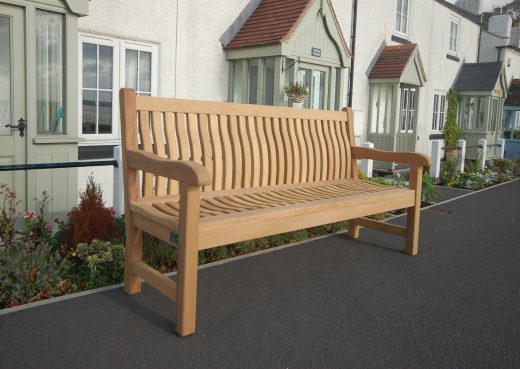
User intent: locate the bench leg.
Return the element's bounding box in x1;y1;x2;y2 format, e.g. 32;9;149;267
405;165;423;256
175;184;201;336
124;223;143;294
347;219;360;239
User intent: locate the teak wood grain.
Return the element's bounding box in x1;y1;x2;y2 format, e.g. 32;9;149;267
119;88;431;336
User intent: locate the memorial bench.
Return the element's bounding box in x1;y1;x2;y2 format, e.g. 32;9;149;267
119;88;432;336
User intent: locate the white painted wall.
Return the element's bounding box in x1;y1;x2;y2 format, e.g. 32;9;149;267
76;0;483;204
341;0;480;157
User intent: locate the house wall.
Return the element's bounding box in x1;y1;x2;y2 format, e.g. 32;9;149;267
340;0;480;157
76;0;482;205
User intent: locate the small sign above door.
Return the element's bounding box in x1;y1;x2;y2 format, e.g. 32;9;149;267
311;47;321;57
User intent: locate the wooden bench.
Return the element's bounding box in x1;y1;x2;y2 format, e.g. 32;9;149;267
119;88;431;336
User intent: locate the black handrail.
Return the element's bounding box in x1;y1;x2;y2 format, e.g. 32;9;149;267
441;146;462;151
0;160;118;172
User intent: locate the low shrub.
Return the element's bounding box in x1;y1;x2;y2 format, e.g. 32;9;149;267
0;239;71;308
59;176;119;253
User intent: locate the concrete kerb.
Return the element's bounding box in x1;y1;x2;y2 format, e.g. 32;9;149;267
1;178;517;316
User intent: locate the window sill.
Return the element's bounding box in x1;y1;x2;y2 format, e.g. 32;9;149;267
33;137;86;144
446;53;460;62
429;133;445;140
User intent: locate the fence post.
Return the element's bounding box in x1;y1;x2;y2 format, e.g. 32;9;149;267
498;138;506;159
360;142;374;178
457;139;466;173
113;146;125;215
430;140;442;178
478;138;487;172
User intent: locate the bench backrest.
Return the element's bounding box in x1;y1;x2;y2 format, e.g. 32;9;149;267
120;89;357;197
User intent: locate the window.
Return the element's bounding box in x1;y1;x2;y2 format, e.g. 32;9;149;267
449;19;459;54
432;93;446;131
395;0;409;35
79;35;157;141
370;84;393;134
36;10;64;135
230;57;275;105
490;98;500;131
400;87;416;132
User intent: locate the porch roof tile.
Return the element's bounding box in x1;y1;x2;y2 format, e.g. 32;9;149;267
368;44;417;79
225;0;313;50
454;62;503;92
505;79;520;106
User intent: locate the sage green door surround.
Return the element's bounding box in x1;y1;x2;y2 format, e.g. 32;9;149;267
0;3;26;210
0;0;88;216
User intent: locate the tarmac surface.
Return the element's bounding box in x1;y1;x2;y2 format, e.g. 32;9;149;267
1;180;519;369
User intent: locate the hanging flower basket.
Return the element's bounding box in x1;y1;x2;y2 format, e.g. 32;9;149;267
285;82;308;104
287;92;308;103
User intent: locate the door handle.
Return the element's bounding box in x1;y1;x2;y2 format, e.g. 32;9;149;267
5;118;26;137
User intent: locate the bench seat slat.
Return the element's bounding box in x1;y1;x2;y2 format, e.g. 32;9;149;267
130;179;414;249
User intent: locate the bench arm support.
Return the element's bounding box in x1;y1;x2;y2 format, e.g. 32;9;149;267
126;149;211;187
351;146;432;167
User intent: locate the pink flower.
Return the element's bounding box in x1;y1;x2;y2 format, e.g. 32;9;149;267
24;211;36;219
108;207;117;217
45;223;54;232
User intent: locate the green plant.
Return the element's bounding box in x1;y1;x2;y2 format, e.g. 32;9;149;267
443;89;461;147
421;173;439;204
0;239;71;308
73;240;125;288
60;175;120;253
514;130;520;140
439;159;459;186
284;81;308;96
0;184;19;247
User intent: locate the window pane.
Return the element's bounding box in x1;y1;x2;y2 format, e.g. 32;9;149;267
125;49;138;90
378;86;386;133
400;89;408;131
334;68;342;111
284;58;294;106
371;86;379;133
232;61;244;103
82;89;97;134
476;97;486;130
402;0;408;15
432;94;439;130
439;95;446;130
98;46;113;90
82;43;97;89
264;58;275;105
139;51;152;94
98;90;112;134
402;15;408;34
36;10;64;135
396;13;401;32
248;59;258;104
0;16;11;135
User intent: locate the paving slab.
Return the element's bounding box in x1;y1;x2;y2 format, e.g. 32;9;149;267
1;181;519;369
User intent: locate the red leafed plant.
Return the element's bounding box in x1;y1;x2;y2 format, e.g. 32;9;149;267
59;175;119;253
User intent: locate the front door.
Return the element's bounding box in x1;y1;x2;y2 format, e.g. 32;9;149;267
396;86;417;152
297;66;328;110
0;4;26;208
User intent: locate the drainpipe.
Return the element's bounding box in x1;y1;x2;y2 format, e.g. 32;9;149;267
348;0;358;108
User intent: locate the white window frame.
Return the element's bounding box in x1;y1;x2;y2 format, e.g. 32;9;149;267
78;34;158;145
432;92;447;132
449;17;459;55
395;0;410;36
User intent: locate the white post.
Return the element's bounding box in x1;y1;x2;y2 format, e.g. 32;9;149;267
113;146;125;215
430;140;442;178
498;138;506;159
478;138;487;172
457;139;466;173
360;142;374;178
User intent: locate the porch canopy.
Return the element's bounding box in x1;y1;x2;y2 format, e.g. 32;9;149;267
367;43;427;169
454;62;507;158
222;0;351;109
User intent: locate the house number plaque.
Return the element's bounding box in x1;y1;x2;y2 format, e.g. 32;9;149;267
311;47;321;57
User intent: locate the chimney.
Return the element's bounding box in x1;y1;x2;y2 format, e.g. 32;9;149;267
489;14;513;38
454;0;483;15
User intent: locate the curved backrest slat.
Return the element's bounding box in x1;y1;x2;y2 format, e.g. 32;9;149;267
127;93;355;198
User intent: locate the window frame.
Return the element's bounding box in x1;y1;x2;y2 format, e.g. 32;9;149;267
395;0;410;36
449;17;460;55
78;34;158;144
432;92;447;132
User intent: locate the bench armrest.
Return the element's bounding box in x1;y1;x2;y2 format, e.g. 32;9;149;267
126;149;211;187
351;146;431;167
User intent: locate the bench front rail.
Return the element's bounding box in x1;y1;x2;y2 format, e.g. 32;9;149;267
119;88;431;336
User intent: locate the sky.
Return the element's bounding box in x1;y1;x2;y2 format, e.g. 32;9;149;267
482;0;512;11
